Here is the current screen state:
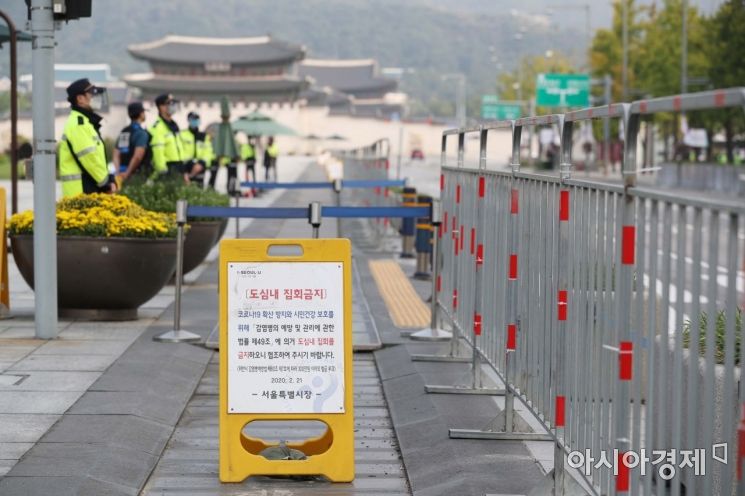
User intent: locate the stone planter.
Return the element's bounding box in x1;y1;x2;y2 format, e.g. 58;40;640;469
182;220;224;275
216;218;228;243
655;335;740;496
10;235;177;320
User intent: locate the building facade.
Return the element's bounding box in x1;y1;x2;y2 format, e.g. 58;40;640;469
124;35;311;103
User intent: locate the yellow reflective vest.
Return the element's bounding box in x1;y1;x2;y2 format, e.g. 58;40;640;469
240;142;255;161
58;108;109;198
149;116;184;176
267;143;279;158
180;129;214;165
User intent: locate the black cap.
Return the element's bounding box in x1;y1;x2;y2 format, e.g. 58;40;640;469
154;93;177;106
127;102;145;120
187;111;200;120
66;78;103;102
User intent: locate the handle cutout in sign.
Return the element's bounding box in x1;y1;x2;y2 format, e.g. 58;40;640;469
267;244;304;257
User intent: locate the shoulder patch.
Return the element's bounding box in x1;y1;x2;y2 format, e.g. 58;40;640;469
77;116;84;125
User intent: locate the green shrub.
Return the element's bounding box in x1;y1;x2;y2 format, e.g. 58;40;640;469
121;181;229;220
682;308;742;365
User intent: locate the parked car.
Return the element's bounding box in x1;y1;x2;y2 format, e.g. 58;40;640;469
410;149;424;160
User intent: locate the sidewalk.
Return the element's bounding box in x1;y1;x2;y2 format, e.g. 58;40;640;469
0;156;549;496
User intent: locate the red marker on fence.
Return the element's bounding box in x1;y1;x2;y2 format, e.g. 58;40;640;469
452;289;458;310
555;396;565;427
511;189;519;214
558;290;568;321
622;226;635;265
509;254;518;280
619;341;633;381
478;176;485;198
559;190;569;221
473;313;482;336
440;173;445;191
506;324;516;350
616;451;630;492
476;244;484;266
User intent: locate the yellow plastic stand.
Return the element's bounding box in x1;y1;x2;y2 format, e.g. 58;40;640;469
219;239;354;482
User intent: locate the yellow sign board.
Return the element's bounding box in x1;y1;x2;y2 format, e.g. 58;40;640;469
219;239;354;482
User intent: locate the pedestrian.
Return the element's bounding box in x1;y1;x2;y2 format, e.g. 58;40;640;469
241;134;257;192
58;78;117;197
113;101;151;185
264;136;279;182
149;93;186;181
179;111;208;185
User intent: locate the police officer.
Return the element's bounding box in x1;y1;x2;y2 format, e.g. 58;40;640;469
264;136;279;182
149;93;185;180
113;101;151;184
179;111;208;184
58;78;117;197
240;134;257;184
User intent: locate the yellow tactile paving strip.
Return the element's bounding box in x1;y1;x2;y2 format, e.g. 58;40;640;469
369;259;430;328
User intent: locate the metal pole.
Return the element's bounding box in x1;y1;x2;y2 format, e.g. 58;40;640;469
622;0;628;101
154;200;201;343
234;194;240;238
604;74;612;175
30;0;58;339
309;201;321;239
0;10;18;214
333;178;342;238
585;4;591;72
396;121;403;180
681;0;688;95
457;75;466;127
528;98;535;167
410;199;451;342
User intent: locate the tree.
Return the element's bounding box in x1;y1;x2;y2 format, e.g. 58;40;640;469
496;52;576;113
589;0;647;102
704;0;745;162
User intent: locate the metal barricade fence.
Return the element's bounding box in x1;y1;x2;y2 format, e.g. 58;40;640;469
335;139;397;243
432;88;745;496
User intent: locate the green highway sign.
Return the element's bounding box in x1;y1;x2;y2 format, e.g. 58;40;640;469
481;94;499;105
481;103;522;120
535;73;590;107
481;99;522;120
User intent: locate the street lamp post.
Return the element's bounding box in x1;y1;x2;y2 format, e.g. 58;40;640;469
681;0;688;94
442;73;466;128
622;0;629;101
30;0;58;339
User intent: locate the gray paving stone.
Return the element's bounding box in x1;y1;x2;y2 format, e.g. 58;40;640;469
58;326;147;341
67;391;190;425
0;344;37;361
0;370;99;392
44;414;172;455
0;414;59;442
0;391;81;414
34;339;134;356
9;442;158;489
0;442;32;459
8;353;118;371
0;459;14;477
0;475;138;496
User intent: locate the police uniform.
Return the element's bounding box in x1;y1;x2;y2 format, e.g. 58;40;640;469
180;111;211;181
116;101;151;177
58;78;114;197
240;140;256;182
149;94;185;178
